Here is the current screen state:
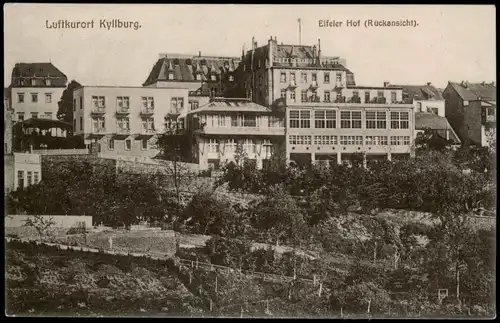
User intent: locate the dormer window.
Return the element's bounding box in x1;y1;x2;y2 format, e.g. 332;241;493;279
31;79;36;86
211;75;216;81
229;75;234;82
45;79;51;86
168;73;174;80
196;74;202;81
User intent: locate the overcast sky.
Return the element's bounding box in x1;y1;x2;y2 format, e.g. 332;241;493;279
4;4;496;89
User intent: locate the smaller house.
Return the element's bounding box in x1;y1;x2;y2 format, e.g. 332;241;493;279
397;83;445;117
442;81;496;147
414;112;461;146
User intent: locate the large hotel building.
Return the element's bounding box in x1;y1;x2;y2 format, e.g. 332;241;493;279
71;38;417;169
236;36;415;166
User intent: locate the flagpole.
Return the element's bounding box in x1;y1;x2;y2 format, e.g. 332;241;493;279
298;19;302;45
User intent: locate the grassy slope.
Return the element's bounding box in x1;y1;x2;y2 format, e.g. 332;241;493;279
5;241;203;317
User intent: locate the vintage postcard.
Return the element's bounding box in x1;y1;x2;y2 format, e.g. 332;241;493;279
4;3;496;318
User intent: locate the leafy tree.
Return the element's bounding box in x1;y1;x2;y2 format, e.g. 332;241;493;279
205;236;253;269
251;185;306;246
57;80;82;134
415;128;453;152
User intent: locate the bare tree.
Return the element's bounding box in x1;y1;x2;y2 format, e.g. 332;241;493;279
22;215;57;241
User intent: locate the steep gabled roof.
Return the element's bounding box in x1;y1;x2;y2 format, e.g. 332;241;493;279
395;84;444;102
12;62;67;79
143;54;241;86
448;81;496;101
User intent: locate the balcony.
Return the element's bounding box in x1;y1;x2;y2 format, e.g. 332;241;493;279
348;96;362;104
116;127;131;135
288;80;297;89
334;96;346;103
90;107;106;116
201;125;285;136
140;128;156;136
116;107;131;115
310;81;319;90
370;97;387;104
334;81;344;89
140;108;155;116
90;128;106;137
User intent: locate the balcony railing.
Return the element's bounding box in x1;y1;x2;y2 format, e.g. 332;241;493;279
141;128;156;135
334;96;346;103
117;127;131;135
288;80;297;89
334;81;344;89
90;107;106;115
348;96;362;103
140;108;155;115
310;81;319;89
92;128;106;134
116;107;131;115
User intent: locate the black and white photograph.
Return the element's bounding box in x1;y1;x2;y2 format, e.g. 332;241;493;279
3;3;496;318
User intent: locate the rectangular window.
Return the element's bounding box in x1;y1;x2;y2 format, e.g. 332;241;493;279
73;119;76;130
31;112;38;119
17;113;24;122
17;171;24;189
280;72;287;83
74;98;76;111
340;111;362;129
280;89;287;99
17;93;24;103
27;171;32;186
80;97;83;110
243;139;256;154
391;91;397;102
377;91;384;98
312;73;317;82
365;91;370;103
92;96;106;109
314;110;336;128
301;90;307;102
390;136;410;146
171;97;184;114
31;79;36;86
108;139;114;150
365;136;388;145
365;111;387;129
289;135;312;145
46;79;51;86
290;73;296;82
142;139;148;150
125;139;132;151
324;90;331;102
290;90;296;102
31;93;38;103
117;96;130;111
93;117;105;132
117;117;130;132
340;136;363;145
43;112;52;119
207;139;219;153
301;72;307;83
324;73;330;84
314;135;338;145
34;172;39;183
189;100;199;111
45;93;52;103
336;73;342;82
390;111;410;129
80;117;83;130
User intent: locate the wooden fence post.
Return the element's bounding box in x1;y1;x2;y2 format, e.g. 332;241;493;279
318;282;323;297
313;274;317;286
240;306;243;318
189;272;192;284
340;307;343;318
210;299;213;311
215;276;218;294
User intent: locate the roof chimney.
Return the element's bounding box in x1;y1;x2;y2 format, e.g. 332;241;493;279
383;81;390;87
481;81;486;86
198;51;201;57
252;37;255;50
427;82;431;86
312;45;317;61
